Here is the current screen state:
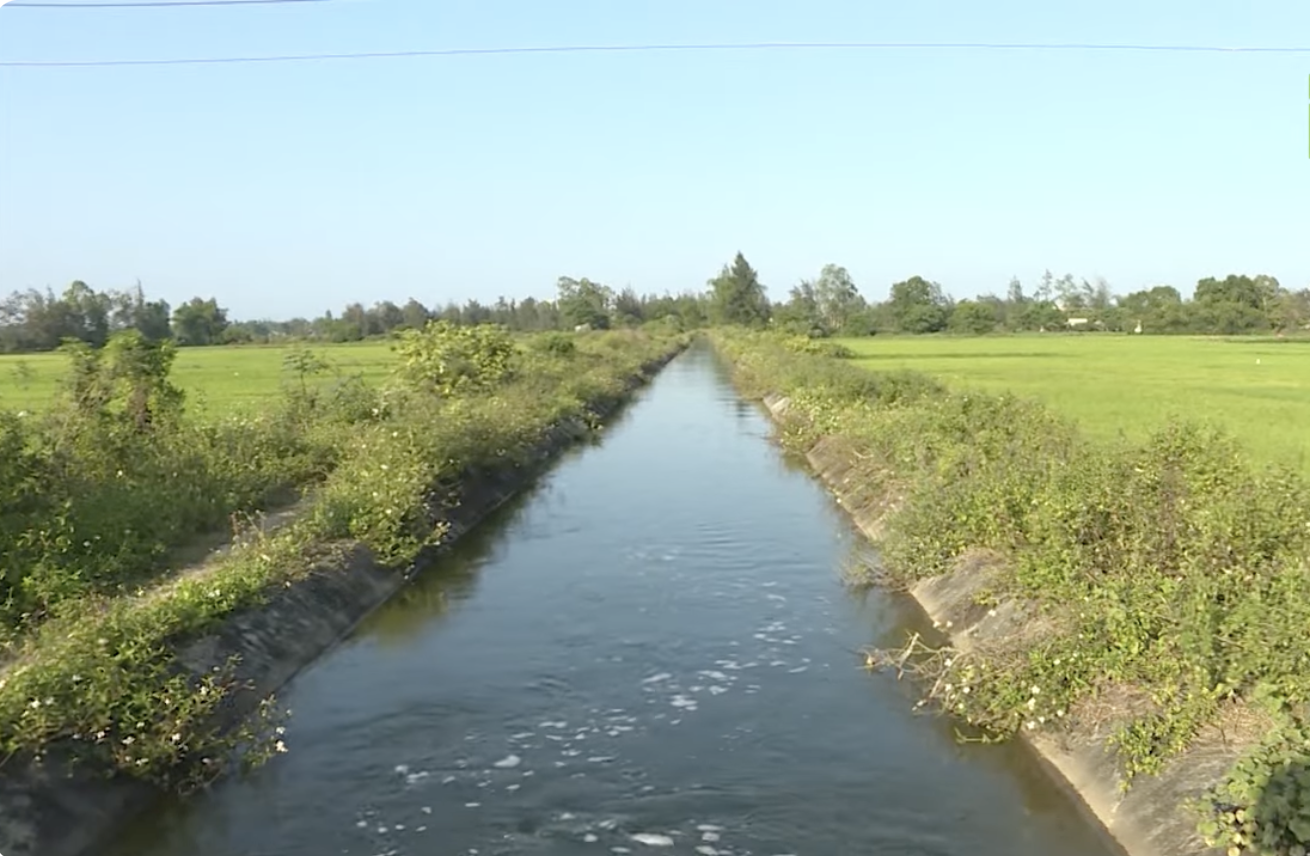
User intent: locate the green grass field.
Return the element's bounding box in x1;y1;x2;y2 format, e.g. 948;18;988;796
838;334;1310;472
0;340;399;413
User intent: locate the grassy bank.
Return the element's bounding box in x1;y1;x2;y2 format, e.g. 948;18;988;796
835;334;1310;474
712;329;1310;856
0;324;685;791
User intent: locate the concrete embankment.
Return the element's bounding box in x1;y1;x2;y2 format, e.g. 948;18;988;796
0;345;685;856
759;392;1234;856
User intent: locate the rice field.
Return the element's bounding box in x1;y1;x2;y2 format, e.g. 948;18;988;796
0;340;399;413
837;334;1310;473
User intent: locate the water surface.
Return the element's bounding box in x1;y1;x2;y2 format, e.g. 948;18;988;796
108;343;1120;856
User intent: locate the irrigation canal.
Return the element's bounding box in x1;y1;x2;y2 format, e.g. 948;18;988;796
107;342;1120;856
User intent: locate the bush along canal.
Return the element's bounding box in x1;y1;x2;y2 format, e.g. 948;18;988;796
98;341;1119;856
0;327;687;856
711;329;1310;856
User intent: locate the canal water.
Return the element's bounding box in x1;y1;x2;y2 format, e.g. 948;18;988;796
107;343;1120;856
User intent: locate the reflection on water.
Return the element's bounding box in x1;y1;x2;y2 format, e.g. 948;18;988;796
107;342;1122;856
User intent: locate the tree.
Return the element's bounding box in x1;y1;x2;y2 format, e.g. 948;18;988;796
949;299;1000;335
1270;288;1310;332
707;252;770;327
400;298;431;331
557;276;613;329
812;264;867;335
773;281;822;336
171;297;229;346
887;275;950;333
62;280;111;348
1119;285;1187;333
612;287;645;327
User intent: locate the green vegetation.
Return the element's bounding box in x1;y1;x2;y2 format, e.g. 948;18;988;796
0;324;683;791
712;329;1310;856
835;335;1310;474
0;340;399;413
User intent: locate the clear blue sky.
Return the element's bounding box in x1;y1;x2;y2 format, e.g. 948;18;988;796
1;0;1307;321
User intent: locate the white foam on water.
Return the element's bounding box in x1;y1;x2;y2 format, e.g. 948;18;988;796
584;833;599;843
464;802;481;808
493;754;522;768
695;848;719;856
701;831;721;842
587;755;615;763
506;783;521;792
696;825;723;832
630;833;675;846
788;666;809;673
540;721;569;729
698;670;730;681
510;732;535;740
405;771;429;785
441;775;457;784
707;685;729;695
641;673;673;684
393;764;409;776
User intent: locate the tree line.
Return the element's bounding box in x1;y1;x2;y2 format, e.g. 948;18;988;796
703;254;1310;337
2;259;1306;353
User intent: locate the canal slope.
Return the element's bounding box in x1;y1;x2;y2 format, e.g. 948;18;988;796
104;342;1122;856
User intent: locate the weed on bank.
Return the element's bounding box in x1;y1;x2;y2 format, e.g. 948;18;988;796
713;329;1310;856
0;324;683;791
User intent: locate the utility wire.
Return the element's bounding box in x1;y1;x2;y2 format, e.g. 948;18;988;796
2;40;1309;68
6;0;331;7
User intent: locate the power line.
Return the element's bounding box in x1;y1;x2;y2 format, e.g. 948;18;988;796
6;0;331;7
3;40;1309;68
